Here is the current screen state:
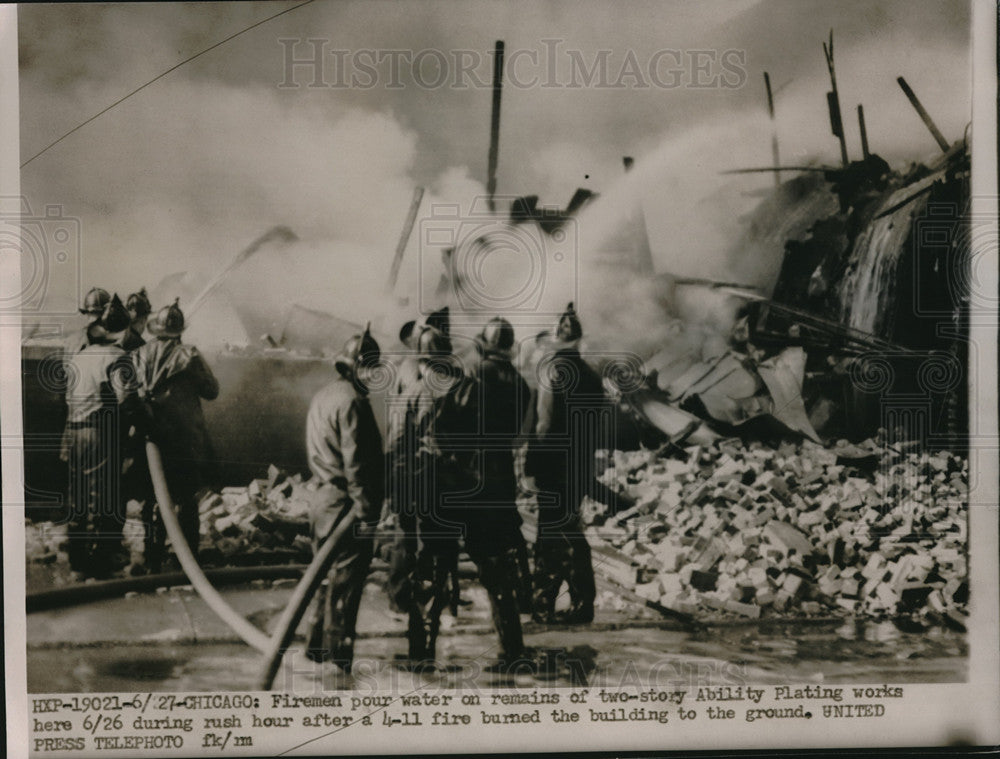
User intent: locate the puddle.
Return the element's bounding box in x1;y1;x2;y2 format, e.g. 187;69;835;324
98;654;187;681
28;618;966;693
30;645;262;693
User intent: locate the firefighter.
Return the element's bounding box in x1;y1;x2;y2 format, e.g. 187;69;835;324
59;287;111;498
469;316;535;669
386;325;476;666
380;305;451;607
65;287;110;356
120;288;155;575
62;294;134;580
526;303;607;624
398;306;451;350
131;299;219;570
396;305;450;394
303;326;385;673
123;288;152;351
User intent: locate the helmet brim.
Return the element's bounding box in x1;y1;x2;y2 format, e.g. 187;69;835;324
148;321;184;338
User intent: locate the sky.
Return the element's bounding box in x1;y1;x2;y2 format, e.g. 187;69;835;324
15;0;973;348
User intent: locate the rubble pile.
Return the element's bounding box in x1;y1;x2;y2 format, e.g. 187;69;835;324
197;465;314;565
590;438;968;628
26;440;970;633
25;521;68;564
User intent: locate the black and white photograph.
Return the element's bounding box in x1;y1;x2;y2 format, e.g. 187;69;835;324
2;0;998;755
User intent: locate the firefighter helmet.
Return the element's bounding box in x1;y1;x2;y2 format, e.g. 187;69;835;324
476;316;515;356
126;288;152;318
148;298;186;337
555;301;582;343
416;326;452;359
400;306;450;348
98;294;130;336
335;323;381;375
79;287;111;316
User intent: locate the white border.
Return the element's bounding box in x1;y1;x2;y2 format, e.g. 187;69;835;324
966;0;1000;743
1;5;28;759
3;1;998;755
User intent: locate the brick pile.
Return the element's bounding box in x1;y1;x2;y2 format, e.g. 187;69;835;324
197;465;314;565
588;438;968;628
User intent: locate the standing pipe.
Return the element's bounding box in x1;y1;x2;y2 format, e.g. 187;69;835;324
822;31;849;167
486;40;504;213
857;104;870;159
764;72;780;187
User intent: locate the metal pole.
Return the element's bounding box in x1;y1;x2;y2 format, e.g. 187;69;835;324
897;77;950;153
857;104;870;159
823;31;849;167
764;72;780;187
487;40;505;213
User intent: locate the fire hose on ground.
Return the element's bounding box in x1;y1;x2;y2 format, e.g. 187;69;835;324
146;439;349;690
26;565;306;613
39;441;704;688
26;558;476;612
255;510;361;691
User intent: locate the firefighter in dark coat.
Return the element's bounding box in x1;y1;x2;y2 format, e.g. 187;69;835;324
304;326;385;672
386;325;477;665
62;294;134;579
131;299;219;569
526;303;608;624
381;305;450;610
468;317;534;668
120;288;154;575
122;288;152;351
395;306;450;395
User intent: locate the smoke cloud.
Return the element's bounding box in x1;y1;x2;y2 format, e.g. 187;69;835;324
17;0;970;358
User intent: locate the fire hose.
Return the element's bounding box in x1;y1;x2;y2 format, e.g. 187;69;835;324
256;511;361;691
146;440;350;689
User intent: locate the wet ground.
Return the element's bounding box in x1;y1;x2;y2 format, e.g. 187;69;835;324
27;578;967;693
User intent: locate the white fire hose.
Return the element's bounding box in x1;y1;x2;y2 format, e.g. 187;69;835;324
146;440;350;689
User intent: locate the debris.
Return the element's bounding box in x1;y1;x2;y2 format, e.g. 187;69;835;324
196;470;312;565
689;570;719;592
590;437;967;623
638;343;822;442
